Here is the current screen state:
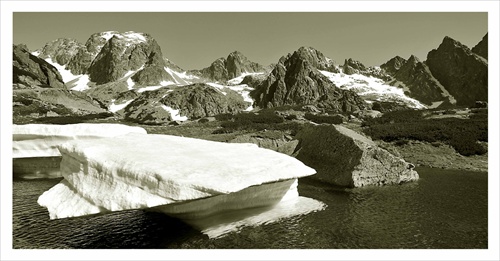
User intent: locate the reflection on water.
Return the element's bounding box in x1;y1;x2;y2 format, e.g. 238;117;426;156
12;167;487;249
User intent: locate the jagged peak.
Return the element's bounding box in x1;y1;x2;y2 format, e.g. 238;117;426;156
407;55;421;63
441;36;468;50
228;50;245;57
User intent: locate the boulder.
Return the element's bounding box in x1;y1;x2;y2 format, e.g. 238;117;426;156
295;124;419;187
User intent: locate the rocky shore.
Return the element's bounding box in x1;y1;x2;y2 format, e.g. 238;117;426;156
376;139;488;173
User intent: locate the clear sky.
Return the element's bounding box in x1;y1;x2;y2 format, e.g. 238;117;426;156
13;12;487;70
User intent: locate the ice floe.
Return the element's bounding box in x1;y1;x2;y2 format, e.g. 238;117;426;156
37;132;325;237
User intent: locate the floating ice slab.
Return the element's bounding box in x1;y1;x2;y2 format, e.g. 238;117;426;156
38;133;324;238
13;124;147;158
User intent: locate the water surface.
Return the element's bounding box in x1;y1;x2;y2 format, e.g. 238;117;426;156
12;167;487;249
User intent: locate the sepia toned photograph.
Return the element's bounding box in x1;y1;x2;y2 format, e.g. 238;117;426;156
1;1;498;260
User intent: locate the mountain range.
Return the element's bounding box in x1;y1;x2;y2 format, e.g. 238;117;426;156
13;31;488;123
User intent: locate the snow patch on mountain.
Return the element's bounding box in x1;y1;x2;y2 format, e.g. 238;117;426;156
319;70;426;109
44;57;91;90
136;81;176;93
109;99;134;113
45;58;77;83
227;72;264;85
164;67;199;85
206;82;228;96
206;82;255;111
69;75;91;91
161;105;188;121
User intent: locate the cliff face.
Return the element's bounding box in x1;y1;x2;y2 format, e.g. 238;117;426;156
13;44;66;88
295;124;419;187
426;36;488;106
251;47;367;112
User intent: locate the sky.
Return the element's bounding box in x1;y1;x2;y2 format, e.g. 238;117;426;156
13;12;487;70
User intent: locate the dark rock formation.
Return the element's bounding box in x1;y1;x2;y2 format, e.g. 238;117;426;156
124;83;249;123
387;55;446;105
471;33;488;60
426;36;488;106
13;44;66;88
197;51;265;82
295;124;419;187
36;38;83;66
251;47;367;112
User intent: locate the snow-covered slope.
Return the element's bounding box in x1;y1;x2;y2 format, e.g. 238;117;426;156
319;69;426;109
37;132;324;237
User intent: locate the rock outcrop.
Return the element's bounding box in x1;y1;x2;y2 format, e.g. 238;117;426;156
123;83;249;123
426;36;488;106
13;44;66;88
471;33;488;60
251;47;367;112
295;124;419;187
196;51;265;82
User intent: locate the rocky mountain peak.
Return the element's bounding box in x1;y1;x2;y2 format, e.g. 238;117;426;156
85;31;167;85
291;46;337;72
251;47;366;112
426;36;487;106
197;51;264;82
35;38;83;66
380;56;406;75
407;55;421;64
471;33;488;59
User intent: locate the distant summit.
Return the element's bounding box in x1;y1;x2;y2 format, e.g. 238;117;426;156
194;51;265;82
